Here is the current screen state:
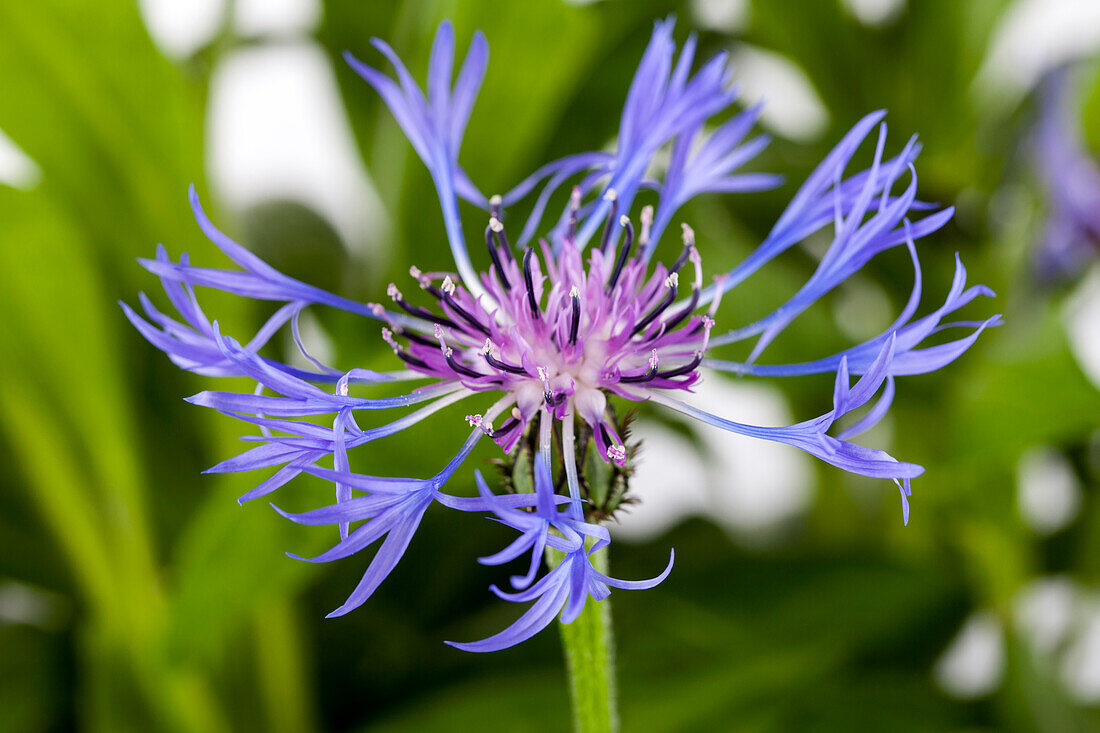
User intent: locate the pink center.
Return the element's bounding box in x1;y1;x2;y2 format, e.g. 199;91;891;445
374;196;716;464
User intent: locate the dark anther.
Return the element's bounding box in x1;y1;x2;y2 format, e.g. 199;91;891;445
442;293;492;337
496;417;520;436
598;196;619;252
484;351;528;375
398;329;436;348
566;187;581;242
618;360;659;384
393;295;456;329
485;225;513;291
444;350;485;379
658;286;700;334
669;243;694;275
607;217;634;291
522;248;541;318
493;219;511;255
395;351;431;370
655;351;704;379
632;281;678;336
568;289;582;345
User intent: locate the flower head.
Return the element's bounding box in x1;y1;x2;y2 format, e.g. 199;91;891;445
126;18;996;650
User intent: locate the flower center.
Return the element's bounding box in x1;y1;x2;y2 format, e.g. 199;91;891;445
372;190;717;464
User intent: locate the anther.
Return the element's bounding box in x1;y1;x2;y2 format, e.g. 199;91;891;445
632;274;678;336
388;283;455;328
444;348;485;379
522;247;541;319
484;222;513;291
495;417;520;436
482;339;528;375
381;327;430;369
566;186;582;242
439;278;491;337
618;350;660;383
381;327;399;353
568;285;582;345
489;215;511;255
607;215;634;291
660;286;700;334
681;223;695;246
655;351;704;379
638;205;654;253
607;444;626;463
708;274;729;318
537;366;555;405
598;188;619;252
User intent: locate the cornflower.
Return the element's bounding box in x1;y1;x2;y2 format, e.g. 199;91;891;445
126;18;997;651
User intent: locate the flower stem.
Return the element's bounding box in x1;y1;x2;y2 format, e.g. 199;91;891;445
557;547;618;733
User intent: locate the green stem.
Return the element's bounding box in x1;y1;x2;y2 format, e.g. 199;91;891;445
555;547;618;733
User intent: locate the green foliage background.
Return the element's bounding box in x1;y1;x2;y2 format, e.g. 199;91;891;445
1;0;1099;730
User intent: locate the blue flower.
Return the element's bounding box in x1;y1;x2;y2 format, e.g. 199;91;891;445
1032;66;1100;283
126;18;995;650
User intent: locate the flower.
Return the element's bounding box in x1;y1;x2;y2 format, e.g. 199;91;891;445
1031;66;1100;284
126;18;997;650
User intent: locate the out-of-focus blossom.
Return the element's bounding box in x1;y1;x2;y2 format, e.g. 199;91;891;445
1033;66;1100;283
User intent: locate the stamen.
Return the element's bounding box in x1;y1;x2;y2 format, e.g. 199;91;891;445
637;205;654;253
688;245;703;290
566;186;582;242
484;222;513;291
490;215;512;257
669;225;696;274
660;284;700;333
618;350;660;383
381;327;430;369
598;188;619;252
444;349;486;379
495;416;520;436
632;273;678;336
482;339;528;375
398;328;435;348
367;302;387;320
607;215;634;291
708;274;729;317
607;444;627;463
699;316;715;353
440;281;492;337
381;327;399;354
655;351;703;379
568;285;582;345
522;247;541;318
537;366;555;405
388;282;455;328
